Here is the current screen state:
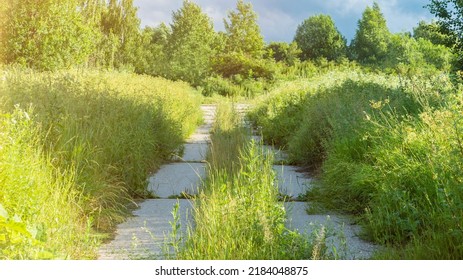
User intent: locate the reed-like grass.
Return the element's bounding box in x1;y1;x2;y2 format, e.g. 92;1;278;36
0;67;202;259
248;65;463;259
178;103;324;260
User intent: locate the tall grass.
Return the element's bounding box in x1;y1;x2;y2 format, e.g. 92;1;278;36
0;108;94;259
178;103;323;260
0;67;202;259
249;65;463;259
363;96;463;259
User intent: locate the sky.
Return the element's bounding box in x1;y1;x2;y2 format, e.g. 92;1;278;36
133;0;435;43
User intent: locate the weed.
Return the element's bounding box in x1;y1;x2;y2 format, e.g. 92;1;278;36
0;67;202;259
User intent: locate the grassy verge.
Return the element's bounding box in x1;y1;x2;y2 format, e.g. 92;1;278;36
177;102;333;260
248;65;463;259
0;67;202;259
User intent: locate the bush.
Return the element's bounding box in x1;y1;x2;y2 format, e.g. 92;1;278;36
212;52;277;81
364;100;463;258
201;75;243;97
383;34;455;72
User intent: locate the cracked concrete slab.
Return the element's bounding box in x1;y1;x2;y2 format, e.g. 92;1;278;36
148;163;206;198
273;165;312;198
285;202;378;260
173;143;209;162
98;199;193;260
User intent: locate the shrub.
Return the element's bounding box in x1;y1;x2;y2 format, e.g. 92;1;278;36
363;100;463;258
212;52;276;81
201;75;243;97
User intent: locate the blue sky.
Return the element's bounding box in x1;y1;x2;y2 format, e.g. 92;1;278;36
133;0;434;43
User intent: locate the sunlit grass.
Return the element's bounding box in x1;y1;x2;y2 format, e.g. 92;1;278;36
0;67;202;259
177;102;326;260
248;65;463;259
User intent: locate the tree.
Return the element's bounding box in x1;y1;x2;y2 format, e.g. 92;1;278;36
350;2;391;64
413;20;453;47
97;0;141;69
224;0;265;58
293;14;346;61
381;33;454;72
136;23;170;75
428;0;463;45
265;42;301;66
165;0;216;85
4;0;96;70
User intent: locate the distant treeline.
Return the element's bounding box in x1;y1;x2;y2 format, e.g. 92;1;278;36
0;1;460;86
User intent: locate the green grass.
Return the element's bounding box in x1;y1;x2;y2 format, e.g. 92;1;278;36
177;102;333;260
248;65;463;259
0;67;202;259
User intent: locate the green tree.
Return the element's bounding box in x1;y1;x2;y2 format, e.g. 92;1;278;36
165;0;216;85
427;0;463;46
293;14;346;61
383;33;454;72
98;0;141;69
224;0;265;58
265;42;301;66
350;2;391;64
413;20;453;47
136;23;171;75
4;0;96;70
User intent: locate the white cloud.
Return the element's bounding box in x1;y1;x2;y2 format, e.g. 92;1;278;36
325;0;371;16
133;0;434;42
257;7;298;42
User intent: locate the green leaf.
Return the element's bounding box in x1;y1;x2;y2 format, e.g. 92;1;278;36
0;204;8;219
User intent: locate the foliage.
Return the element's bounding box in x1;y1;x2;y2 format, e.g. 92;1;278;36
413;20;453;47
0;107;95;259
201;76;243;97
179;103;322;260
164;0;216;86
3;0;96;70
0;67;202;259
0;1;11;63
211;52;277;81
265;42;301;66
224;0;265;58
427;0;463;68
350;3;391;64
384;34;454;72
363;100;463;259
97;0;142;69
249;63;463;258
136;24;171;76
294;14;347;61
428;0;463;48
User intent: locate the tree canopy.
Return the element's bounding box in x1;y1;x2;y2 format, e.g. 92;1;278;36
428;0;463;45
294;14;346;61
164;0;216;86
224;0;265;58
350;2;391;64
4;0;96;70
413;20;453;47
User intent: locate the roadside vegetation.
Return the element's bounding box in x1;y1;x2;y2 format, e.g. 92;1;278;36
246;1;463;260
2;0;463;260
0;68;202;259
178;103;337;260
